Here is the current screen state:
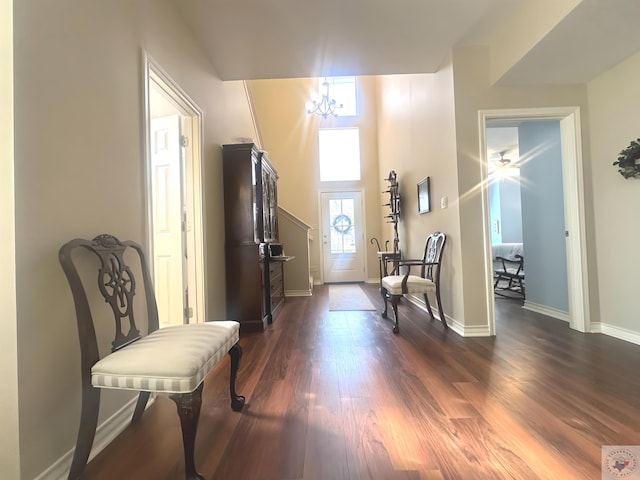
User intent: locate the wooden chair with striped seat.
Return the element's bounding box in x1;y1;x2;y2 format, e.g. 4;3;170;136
59;234;245;480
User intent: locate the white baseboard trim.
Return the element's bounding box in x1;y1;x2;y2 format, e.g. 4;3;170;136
522;302;640;345
590;322;640;346
35;396;152;480
458;322;493;337
402;294;477;337
286;289;313;297
523;301;570;322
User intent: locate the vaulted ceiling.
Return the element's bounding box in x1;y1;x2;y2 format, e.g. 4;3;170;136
174;0;640;85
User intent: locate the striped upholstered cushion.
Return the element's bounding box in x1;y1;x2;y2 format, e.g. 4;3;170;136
382;275;436;296
91;321;239;394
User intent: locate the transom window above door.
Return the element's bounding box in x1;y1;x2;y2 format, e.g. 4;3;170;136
318;128;361;182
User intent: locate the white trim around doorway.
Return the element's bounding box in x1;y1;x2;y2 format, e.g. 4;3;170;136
318;188;368;284
142;51;206;324
478;107;590;336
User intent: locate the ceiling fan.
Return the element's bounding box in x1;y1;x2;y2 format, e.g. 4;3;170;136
489;150;520;177
494;150;514;168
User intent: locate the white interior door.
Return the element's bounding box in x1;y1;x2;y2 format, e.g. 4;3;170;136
151;114;185;326
321;191;366;283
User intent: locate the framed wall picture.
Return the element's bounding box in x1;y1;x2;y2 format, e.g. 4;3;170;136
417;176;431;214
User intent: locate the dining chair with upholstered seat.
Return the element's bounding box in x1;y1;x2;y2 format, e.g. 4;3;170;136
380;231;447;334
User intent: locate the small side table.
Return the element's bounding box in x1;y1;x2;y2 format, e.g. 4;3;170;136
377;251;401;277
378;251;400;308
377;251;401;305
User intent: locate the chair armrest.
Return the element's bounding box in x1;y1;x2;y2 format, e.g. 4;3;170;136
396;260;440;269
393;260;441;285
397;261;439;291
394;260;421;278
397;259;423;267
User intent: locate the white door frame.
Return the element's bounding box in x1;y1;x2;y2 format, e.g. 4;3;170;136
478;107;590;335
143;52;205;324
318;188;368;284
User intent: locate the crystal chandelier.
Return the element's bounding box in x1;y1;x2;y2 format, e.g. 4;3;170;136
305;78;343;118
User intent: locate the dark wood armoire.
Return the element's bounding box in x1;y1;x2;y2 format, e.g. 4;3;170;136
222;143;286;332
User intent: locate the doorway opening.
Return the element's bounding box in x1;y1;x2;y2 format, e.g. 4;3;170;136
479;107;590;335
320;190;367;283
486;121;571;317
143;54;205;326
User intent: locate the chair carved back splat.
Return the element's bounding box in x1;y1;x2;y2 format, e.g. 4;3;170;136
95;236;141;351
60;234;159;357
421;231;445;282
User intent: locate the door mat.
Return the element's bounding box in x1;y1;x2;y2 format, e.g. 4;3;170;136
328;284;376;311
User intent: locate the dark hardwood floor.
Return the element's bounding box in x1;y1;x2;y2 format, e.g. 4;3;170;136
82;284;640;479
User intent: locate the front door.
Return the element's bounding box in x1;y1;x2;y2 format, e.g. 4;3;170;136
150;114;186;327
321;191;366;283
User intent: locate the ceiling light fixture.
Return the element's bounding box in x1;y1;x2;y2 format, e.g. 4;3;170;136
305;78;342;118
495;151;512;167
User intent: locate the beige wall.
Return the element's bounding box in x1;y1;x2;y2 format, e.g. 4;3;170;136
279;209;312;294
486;0;582;84
12;0;244;477
375;62;465;326
1;0;20;477
223;80;262;146
451;45;596;331
587;50;640;334
247;77;383;282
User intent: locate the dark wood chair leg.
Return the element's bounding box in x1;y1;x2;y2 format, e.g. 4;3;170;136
435;287;448;329
391;295;401;334
423;293;435;319
68;387;101;480
170;383;205;480
131;391;151;423
381;286;389;318
228;343;245;412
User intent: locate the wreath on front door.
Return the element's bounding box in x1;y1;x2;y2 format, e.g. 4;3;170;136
332;214;353;234
613;138;640;179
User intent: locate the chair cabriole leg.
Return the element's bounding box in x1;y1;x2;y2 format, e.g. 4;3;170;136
391;295;400;334
381;286;389;318
170;383;205;480
228;342;245;411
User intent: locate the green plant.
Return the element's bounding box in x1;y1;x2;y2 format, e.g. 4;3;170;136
613;138;640;179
